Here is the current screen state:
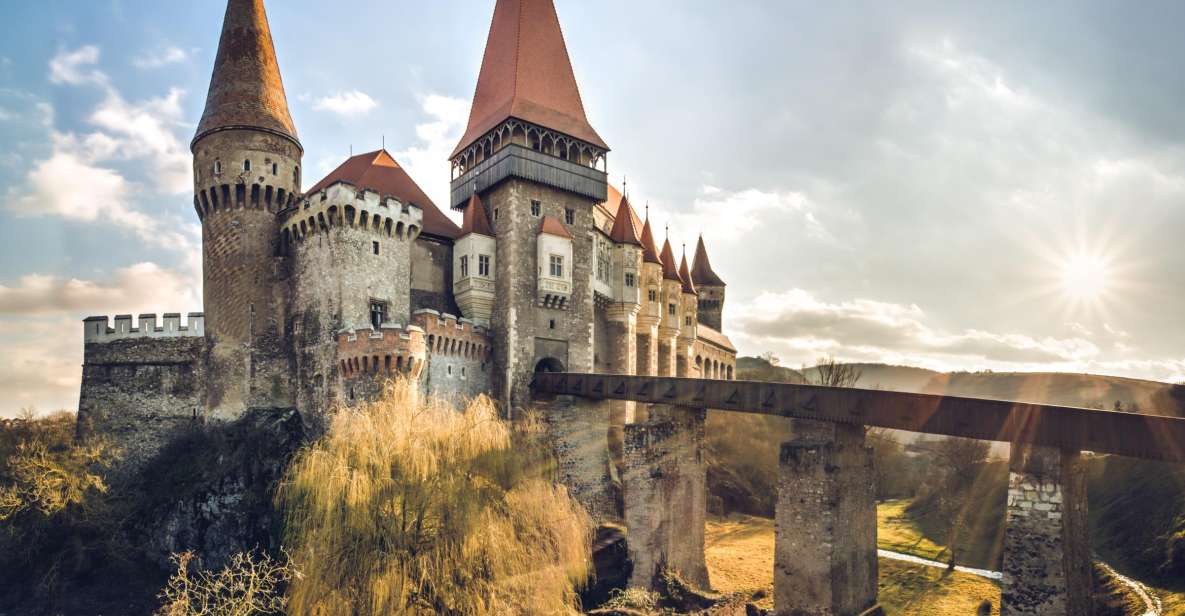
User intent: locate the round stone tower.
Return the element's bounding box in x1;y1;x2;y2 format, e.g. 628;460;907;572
191;0;302;418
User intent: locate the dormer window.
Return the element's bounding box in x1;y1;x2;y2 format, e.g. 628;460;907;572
243;159;251;172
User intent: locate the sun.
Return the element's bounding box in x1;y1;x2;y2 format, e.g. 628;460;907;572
1060;253;1109;302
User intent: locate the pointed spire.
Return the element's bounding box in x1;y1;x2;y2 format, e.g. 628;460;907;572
679;249;698;296
691;234;725;286
608;195;641;245
659;237;680;281
639;213;661;265
451;0;608;158
460;193;495;237
194;0;299;149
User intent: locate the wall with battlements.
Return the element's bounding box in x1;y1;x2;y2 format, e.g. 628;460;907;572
77;314;207;475
337;323;427;404
412;309;492;402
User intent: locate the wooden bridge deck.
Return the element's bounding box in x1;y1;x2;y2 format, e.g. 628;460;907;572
532;372;1185;462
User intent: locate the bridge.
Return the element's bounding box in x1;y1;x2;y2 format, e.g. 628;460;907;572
532;372;1185;615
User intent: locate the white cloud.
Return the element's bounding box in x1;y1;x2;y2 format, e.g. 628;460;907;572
48;45;106;86
392;94;469;209
17;148;131;222
132;46;190;69
0;262;200;317
313;90;379;116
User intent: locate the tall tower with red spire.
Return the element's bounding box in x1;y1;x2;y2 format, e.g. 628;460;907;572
451;0;609;411
192;0;302;418
691;235;726;331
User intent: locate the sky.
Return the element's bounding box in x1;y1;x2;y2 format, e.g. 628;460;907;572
2;0;1185;416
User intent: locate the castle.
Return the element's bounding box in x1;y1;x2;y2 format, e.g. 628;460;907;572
76;0;736;466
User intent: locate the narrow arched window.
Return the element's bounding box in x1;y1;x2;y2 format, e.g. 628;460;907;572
243;159;251;172
213;160;222;175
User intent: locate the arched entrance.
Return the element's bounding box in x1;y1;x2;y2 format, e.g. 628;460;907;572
534;357;565;373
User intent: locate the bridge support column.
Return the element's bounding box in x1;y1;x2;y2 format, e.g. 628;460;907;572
624;406;710;590
1001;445;1090;616
775;421;878;616
542;396;616;522
605;310;638;485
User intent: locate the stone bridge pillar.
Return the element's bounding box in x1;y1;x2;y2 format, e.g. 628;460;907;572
1001;444;1090;616
606;308;638;483
540;396;616;522
775;420;878;616
623;406;710;590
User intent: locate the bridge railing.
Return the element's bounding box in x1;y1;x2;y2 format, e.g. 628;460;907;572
532;372;1185;462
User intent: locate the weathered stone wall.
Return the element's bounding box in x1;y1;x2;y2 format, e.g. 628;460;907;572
76;329;207;475
484;180;596;412
539;396;616;521
623;407;709;590
410;235;460;315
413;309;493;403
1001;445;1091;616
775;420;877;616
194;128;300;419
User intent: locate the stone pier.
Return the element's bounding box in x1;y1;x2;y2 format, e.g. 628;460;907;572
1001;445;1090;615
623;407;710;589
605;311;638;483
775;420;878;616
542;396;616;521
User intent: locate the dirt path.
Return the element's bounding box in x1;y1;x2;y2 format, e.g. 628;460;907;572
1097;561;1162;616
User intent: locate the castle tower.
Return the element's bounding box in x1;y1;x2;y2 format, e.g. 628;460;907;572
657;236;682;377
677;249;698;376
691;235;726;332
450;0;610;411
636;214;663;376
454;193;497;325
192;0;302;418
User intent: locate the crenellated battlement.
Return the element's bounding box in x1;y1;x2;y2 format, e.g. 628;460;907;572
411;309;492;361
83;313;205;344
194;180;299;220
336;323;427;379
284;181;424;243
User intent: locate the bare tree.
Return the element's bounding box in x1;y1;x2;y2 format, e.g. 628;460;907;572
805;355;863;388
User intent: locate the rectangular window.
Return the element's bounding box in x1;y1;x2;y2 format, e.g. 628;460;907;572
494;207;500;221
478;254;490;277
625;272;636;287
685;316;692;326
648;289;657;302
372;241;380;255
565;208;575;225
668;303;676;315
549;254;564;277
531;200;541;217
460;255;469;277
370;301;387;329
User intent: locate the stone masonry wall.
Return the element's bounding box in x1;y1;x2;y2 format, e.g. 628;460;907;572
413;309;493;404
775;420;877;616
76;324;207;476
624;407;709;590
1001;445;1091;616
539;396;616;522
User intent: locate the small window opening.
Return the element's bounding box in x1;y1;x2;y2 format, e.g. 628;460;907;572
460;255;469;277
213;160;222;175
564;208;575;225
369;300;387;329
549;319;556;330
243;159;251;172
373;241;380;255
494;208;500;221
531;200;541;217
272;163;278;175
478;254;490;277
549;254;564;277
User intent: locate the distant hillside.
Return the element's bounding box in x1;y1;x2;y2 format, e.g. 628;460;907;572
738;356;1185;418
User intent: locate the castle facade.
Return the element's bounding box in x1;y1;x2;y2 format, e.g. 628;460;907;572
77;0;736;464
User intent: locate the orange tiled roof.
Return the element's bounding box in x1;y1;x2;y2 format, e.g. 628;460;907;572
194;0;298;147
451;0;608;158
603;184;643;234
307;150;461;240
679;253;698;296
697;325;736;353
640;216;661;264
659;237;681;281
459;194;495;237
539;215;573;239
608;194;641;245
691;234;725;286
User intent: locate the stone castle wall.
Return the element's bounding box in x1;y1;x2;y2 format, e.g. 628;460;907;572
413;309;492;403
76;314;207;474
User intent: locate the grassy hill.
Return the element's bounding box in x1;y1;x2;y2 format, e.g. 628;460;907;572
920;371;1185;416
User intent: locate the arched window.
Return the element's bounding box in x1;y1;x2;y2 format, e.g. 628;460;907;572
213;160;222;175
243;159;251;172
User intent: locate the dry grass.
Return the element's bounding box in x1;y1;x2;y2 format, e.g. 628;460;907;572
704;512;1000;616
156;550;292;616
277;378;593;615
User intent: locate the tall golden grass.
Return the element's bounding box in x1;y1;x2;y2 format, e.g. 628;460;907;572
277;378;593;615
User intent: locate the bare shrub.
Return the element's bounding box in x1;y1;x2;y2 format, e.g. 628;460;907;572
156;550;292;616
277;377;593;615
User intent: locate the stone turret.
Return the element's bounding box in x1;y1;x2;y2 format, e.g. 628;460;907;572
636;213;663;376
691;234;725;331
454;193;497;325
678;249;698;343
192;0;302;418
658;236;682;377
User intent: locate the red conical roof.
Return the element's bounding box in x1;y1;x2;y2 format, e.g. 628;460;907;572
460;194;495;237
451;0;608;158
679;252;698;296
659;237;681;281
608;195;641;245
194;0;298;149
640;216;661;264
307;150;461;239
691;234;725;286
